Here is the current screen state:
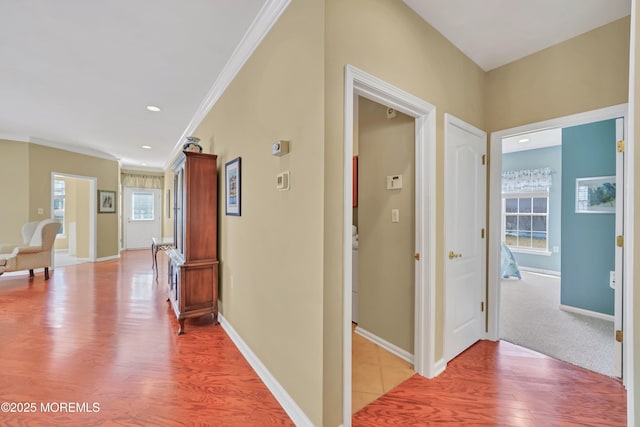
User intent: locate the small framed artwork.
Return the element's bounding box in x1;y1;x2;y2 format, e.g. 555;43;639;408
98;190;116;213
225;157;241;216
575;176;616;214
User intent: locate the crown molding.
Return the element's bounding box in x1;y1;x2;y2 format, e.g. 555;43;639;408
164;0;292;170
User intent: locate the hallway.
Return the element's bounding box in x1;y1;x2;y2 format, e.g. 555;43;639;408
0;250;626;425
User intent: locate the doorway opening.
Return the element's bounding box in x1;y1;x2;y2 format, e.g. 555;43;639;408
342;65;437;426
351;96;416;413
488;104;629;384
51;173;97;268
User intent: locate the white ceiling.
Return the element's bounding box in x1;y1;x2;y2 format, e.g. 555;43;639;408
0;0;267;170
403;0;631;71
502;128;562;154
0;1;632;171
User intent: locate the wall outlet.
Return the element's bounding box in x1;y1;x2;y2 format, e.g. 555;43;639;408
37;208;43;215
552;246;559;253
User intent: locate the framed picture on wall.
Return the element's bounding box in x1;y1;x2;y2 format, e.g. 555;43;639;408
575;176;616;214
225;157;241;216
98;190;116;213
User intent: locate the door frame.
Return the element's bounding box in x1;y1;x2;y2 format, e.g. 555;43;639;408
50;172;97;264
342;65;437;425
443;113;487;362
487;103;631;384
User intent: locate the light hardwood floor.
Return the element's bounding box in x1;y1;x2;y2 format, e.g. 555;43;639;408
0;250;627;425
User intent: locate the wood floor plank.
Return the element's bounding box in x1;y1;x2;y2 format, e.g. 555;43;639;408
0;250;293;426
354;340;626;426
1;251;627;425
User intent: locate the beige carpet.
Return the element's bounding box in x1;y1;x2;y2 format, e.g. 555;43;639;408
500;270;615;377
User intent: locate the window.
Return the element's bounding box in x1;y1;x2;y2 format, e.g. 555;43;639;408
132;192;154;220
53;179;65;235
503;191;549;253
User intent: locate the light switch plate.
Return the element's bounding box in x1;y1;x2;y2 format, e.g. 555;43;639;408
386;175;403;190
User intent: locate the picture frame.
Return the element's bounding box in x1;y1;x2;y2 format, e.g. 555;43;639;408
98;190;116;213
575;176;616;214
225;157;241;216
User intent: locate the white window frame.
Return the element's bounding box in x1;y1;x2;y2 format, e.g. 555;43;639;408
502;190;551;256
53;178;65;237
131;191;155;221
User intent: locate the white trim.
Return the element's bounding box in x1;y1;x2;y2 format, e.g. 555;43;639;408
626;2;636;424
96;254;120;262
433;358;447;377
0;133;29;142
165;0;292;169
559;304;615;322
518;266;561;277
510;249;552;257
343;65;437;427
218;314;313;427
354;326;414;364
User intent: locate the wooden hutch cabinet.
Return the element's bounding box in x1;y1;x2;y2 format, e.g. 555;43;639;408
167;151;219;334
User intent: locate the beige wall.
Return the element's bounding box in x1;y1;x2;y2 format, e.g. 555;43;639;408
357;97;415;352
193;1;325;424
324;1;485;422
0;140;29;244
28;144;119;259
486;17;630;134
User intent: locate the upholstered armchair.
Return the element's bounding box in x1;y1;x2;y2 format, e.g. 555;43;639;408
0;219;60;280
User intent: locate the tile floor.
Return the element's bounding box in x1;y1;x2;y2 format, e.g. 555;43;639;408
351;325;415;413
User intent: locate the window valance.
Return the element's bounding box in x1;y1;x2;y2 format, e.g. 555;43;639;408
121;172;164;189
502;167;553;193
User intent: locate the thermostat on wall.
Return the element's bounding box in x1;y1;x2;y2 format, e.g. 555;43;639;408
272;140;290;156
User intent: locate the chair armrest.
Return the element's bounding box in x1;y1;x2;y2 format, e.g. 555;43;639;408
15;245;44;255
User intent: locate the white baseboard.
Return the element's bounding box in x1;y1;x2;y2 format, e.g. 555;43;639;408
162;237;173;244
433;358;446;377
96;254;119;262
354;326;414;364
519;266;561;277
218;314;313;427
559;304;614;322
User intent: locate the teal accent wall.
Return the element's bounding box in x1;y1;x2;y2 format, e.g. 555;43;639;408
502;146;561;272
561;119;616;315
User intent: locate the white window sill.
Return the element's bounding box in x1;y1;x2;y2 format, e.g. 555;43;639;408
510;248;552;256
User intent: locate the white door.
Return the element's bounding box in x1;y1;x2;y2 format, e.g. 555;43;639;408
124;187;162;249
614;117;624;378
444;114;486;362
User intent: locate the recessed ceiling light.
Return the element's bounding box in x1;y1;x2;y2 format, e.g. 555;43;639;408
518;138;530;143
141;145;152;149
146;105;161;112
